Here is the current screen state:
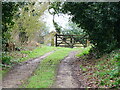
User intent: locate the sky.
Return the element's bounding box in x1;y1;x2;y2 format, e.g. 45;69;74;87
42;9;71;32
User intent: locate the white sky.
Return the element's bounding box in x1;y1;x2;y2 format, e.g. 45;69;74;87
42;9;70;32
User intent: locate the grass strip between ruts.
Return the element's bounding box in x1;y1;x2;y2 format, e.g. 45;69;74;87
21;47;80;88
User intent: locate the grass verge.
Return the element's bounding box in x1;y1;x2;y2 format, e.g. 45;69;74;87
2;46;58;77
19;46;57;62
76;46;91;57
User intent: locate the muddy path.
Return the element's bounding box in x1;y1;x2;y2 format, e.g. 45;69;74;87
2;51;54;88
52;51;83;88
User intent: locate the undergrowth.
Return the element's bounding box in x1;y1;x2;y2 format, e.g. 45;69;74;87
94;51;120;88
77;48;120;88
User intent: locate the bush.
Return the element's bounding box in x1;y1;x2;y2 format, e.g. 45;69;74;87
76;46;91;57
2;52;12;65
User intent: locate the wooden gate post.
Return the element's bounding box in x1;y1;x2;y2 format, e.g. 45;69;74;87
55;34;57;47
70;36;73;48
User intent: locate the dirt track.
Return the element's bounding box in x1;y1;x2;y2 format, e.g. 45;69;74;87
2;51;54;88
3;50;85;88
52;51;82;88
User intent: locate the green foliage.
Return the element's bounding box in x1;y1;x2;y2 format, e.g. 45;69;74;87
2;52;12;65
50;2;120;54
2;2;19;51
12;2;48;44
94;51;120;88
61;21;88;47
2;2;49;51
61;22;85;35
76;46;91;57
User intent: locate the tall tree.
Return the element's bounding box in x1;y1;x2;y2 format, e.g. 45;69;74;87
12;2;48;44
2;2;49;51
49;2;120;54
48;2;62;34
2;2;19;51
61;21;88;47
